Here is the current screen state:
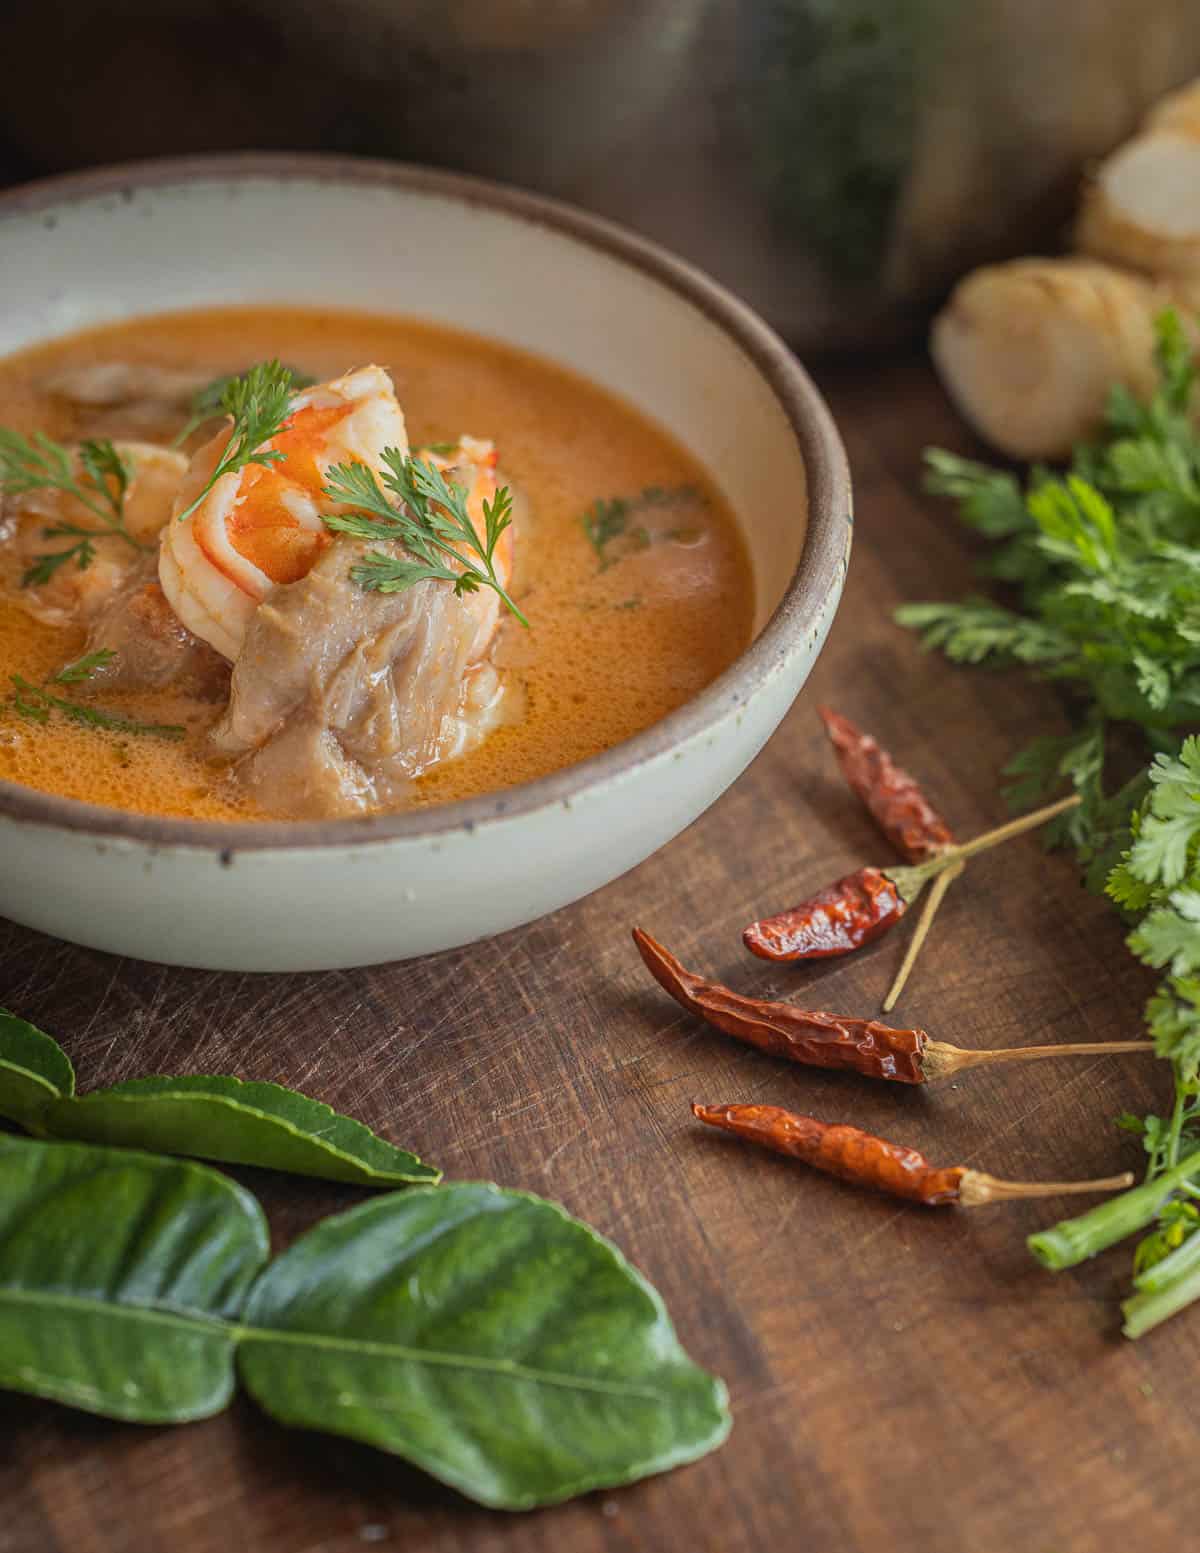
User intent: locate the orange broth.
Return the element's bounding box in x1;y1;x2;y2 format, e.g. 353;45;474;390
0;307;754;820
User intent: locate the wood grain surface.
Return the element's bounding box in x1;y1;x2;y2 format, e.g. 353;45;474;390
0;357;1182;1553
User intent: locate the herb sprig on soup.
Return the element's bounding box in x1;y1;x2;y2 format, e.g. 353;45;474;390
0;307;754;820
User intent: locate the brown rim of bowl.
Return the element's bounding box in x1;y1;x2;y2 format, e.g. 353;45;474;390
0;152;850;852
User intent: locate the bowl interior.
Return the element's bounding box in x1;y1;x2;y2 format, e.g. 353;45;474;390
0;164;807;635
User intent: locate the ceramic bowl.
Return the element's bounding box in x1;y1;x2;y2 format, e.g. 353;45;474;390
0;156;851;971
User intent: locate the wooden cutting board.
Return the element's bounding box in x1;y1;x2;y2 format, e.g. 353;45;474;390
0;356;1180;1553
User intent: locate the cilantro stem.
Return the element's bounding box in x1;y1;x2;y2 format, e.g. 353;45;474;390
1164;1074;1189;1174
33;479;148;553
1028;1147;1200;1271
1132;1218;1200;1293
1122;1258;1200;1337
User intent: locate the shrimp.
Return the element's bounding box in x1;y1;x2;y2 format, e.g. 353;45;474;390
160;366;516;667
2;441;187;628
159;365;410;662
203;413;522;817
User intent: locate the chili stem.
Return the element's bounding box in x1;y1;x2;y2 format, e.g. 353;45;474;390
1028;1147;1200;1271
961;1170;1134;1206
882;859;963;1012
948;792;1081;863
1122;1259;1200;1338
924;1038;1154;1080
888;793;1080;902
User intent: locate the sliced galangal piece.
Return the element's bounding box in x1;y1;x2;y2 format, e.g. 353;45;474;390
1076;77;1200;287
930;257;1186;460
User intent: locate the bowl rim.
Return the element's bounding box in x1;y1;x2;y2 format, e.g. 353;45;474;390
0;151;850;852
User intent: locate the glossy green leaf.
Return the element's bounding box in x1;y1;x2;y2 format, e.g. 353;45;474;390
0;1009;74;1129
46;1075;439;1186
238;1183;730;1509
0;1135;266;1422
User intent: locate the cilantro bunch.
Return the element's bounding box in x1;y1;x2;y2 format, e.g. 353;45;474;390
904;311;1200;1334
903;313;1200;722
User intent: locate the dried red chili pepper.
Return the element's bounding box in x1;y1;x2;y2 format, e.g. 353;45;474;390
691;1103;1133;1207
743;866;903;960
818;706;954;862
742;792;1080;963
816;707;962;1007
637;926;923;1080
634;928;1152;1084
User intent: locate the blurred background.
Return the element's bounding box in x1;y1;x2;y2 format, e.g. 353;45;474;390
4;0;1200;350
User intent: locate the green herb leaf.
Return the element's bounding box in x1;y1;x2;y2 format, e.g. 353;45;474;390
20;541;94;588
896;598;1073;666
1125;740;1200;887
0;1015;438;1187
77;438;130;513
1152;307;1195;413
174;363;316;448
7;672;184;741
581;496;631;568
0;1009;74;1130
48;648;116;684
175;361;297;525
1130;896;1200;976
7;647;176;737
0;1135;267;1422
0;429;147;577
173;371;241;447
0;1022;728;1504
1001;726;1102;806
52;1075;439;1187
1026;475;1118;573
1146;979;1200;1078
922;449;1030;537
323;453;527;626
579;485;704;571
238;1182;730;1510
0;1144;727;1505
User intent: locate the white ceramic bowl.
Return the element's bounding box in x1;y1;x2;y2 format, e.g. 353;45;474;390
0;156;851;971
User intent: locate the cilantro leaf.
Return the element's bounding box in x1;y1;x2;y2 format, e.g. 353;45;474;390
49;649;116;685
322;453;527;626
895;599;1073;666
1131;896;1200;977
174;361;296;526
0;431;146;579
173;363;316;447
579;486;704;571
5;652;182;741
922;449;1029;537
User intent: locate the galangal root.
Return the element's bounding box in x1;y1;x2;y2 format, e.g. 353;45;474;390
932;77;1200;460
